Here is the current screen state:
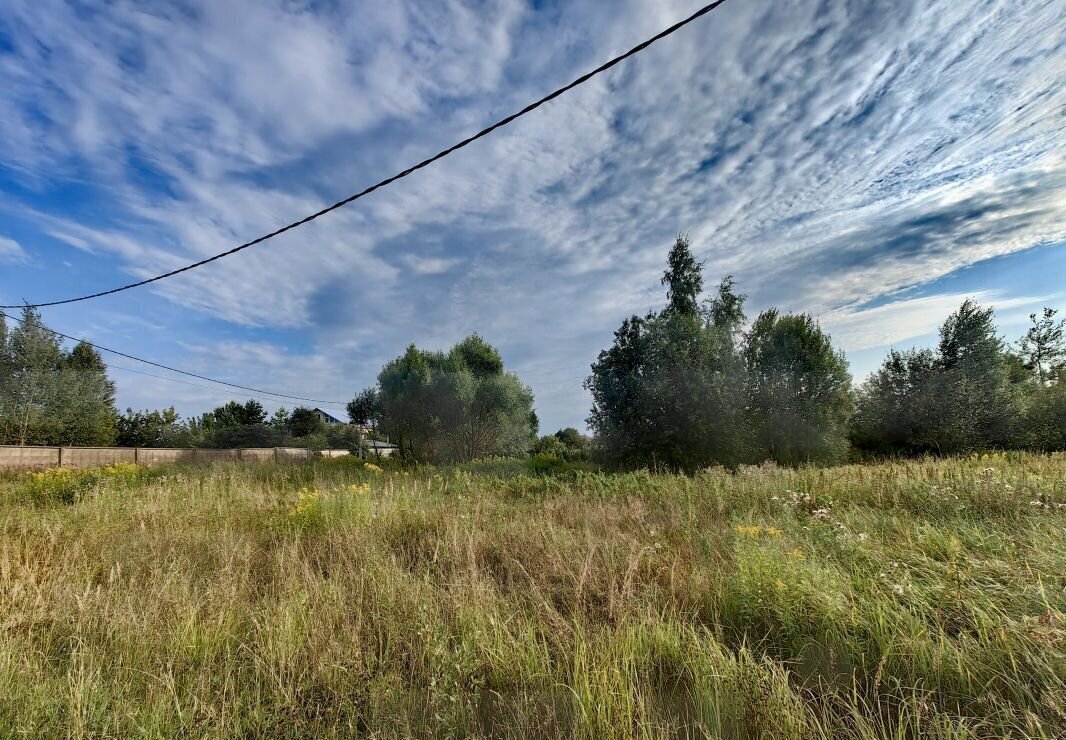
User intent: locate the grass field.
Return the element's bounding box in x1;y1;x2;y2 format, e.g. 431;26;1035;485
1;454;1064;738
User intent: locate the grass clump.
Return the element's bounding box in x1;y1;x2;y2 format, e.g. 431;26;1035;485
0;454;1063;737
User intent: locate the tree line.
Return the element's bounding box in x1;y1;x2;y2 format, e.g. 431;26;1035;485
584;235;1064;470
3;235;1063;467
0;309;360;451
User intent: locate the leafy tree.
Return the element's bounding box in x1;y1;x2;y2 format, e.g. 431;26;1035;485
1023;381;1066;451
531;427;592;461
744;310;853;465
1017;308;1065;385
587;243;749;471
347;388;382;432
270;407;290;429
0;314;14;443
376;335;535;462
3;307;63;445
706;274;745;339
116;407;184;447
554;427;589;451
208;422;284;449
210;400;267;428
934;299;1020;452
54;342;117;446
851;349;940;455
662;233;702;317
287;406;326;438
852;299;1026;456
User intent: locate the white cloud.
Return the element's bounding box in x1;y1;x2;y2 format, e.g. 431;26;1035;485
819;291;1050;352
1;0;1065;430
0;236;27;264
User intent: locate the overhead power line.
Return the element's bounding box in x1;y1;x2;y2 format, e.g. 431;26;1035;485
0;310;346;405
4;0;731;310
108;362;293;403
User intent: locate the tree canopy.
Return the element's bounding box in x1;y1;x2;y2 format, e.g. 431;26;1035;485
373;335;535;462
0;308;117;446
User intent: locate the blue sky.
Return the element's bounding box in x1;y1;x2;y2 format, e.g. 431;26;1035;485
0;0;1063;432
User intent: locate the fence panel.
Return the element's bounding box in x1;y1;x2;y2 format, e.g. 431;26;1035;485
0;445;353;470
0;445;61;469
60;447;136;469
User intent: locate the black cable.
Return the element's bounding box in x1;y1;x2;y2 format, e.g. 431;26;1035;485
3;0;730;310
108;362;288;403
0;309;347;404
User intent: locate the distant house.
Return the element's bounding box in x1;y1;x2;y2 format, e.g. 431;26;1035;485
311;408;346;426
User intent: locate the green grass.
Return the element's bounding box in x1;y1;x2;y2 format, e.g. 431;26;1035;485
0;453;1064;738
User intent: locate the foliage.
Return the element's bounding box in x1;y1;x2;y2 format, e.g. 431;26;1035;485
530;427;592;461
0;308;117;446
850;349;941;455
115;407;187;447
744;309;853;465
208;400;268;428
853;299;1030;456
1017;307;1065;384
587;242;754;471
347;387;382;430
1023;381;1066;451
661;233;702;317
376;335;536;463
287;406;326;438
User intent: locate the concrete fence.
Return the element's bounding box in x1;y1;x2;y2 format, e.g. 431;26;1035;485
0;445;353;470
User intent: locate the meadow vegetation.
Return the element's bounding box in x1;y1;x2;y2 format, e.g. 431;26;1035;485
1;454;1064;738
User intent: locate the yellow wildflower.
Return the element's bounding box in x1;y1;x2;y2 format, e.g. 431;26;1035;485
788;548;806;560
349;482;371;495
289;487;321;517
364;463;383;474
734;525;762;537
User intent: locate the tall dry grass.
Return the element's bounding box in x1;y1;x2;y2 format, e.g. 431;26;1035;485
0;454;1063;738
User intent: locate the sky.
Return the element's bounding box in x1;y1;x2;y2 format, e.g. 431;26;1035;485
0;0;1064;432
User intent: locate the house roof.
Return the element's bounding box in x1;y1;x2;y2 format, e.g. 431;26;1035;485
312;408;345;424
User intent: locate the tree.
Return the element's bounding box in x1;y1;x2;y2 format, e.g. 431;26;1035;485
706;274;745;339
210;400;267;428
54;342;118;446
347;388;382;432
934;299;1020;452
662;233;702;317
851;349;940;455
851;299;1026;456
116;407;184;447
587;244;749;470
531;427;592;461
1017;308;1065;385
3;307;63;445
287;407;326;438
1023;381;1066;451
744;310;853;465
0;314;13;443
270;407;290;429
375;335;535;462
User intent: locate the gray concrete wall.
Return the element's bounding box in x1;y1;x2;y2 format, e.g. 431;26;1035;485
61;447;136;469
0;445;60;469
138;448;198;466
0;445;348;470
